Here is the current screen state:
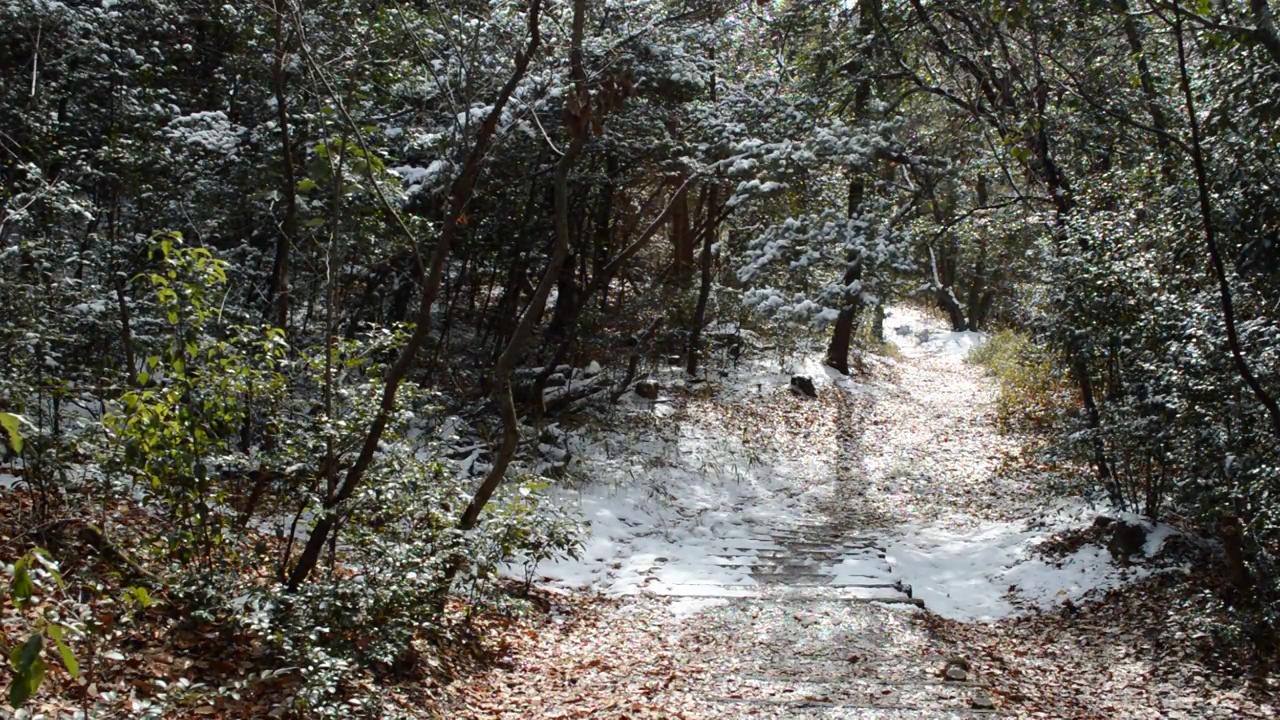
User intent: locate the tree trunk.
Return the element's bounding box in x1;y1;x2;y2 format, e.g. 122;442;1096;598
1116;0;1174;179
669;179;693;281
826;171;867;374
455;0;589;537
964;241;986;331
686;56;719;377
267;0;299;333
1249;0;1280;66
593;152;617;310
686;183;719;376
286;0;544;590
1172;12;1280;439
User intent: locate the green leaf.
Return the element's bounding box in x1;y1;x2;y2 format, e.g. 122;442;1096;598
46;625;78;679
8;653;45;708
10;556;33;608
126;586;153;609
0;412;23;454
11;632;42;672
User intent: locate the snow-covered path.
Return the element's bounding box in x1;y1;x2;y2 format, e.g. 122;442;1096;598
518;306;1172;717
536;306;1148;612
506;304;1177;712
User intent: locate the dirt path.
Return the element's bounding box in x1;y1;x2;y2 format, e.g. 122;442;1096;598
619;308;1005;718
448;308;1277;720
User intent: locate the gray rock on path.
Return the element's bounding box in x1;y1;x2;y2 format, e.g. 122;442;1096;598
791;375;818;397
971;693;997;710
634;380;660;400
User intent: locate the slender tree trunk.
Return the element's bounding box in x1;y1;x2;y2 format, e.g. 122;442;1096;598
827;0;880;374
1249;0;1280;65
286;0;544;590
964;240;986;331
686;55;719;377
114;275;136;386
1117;0;1175;179
267;0;299;333
826;172;866;374
1173;12;1280;439
455;0;589;536
686;184;719;376
593;152;617;309
669;179;692;281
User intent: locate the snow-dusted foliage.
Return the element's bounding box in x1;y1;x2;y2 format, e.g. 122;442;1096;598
731;118;921;328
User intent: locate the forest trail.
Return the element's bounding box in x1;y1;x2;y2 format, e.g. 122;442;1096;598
506;307;1013;717
627;308;1004;717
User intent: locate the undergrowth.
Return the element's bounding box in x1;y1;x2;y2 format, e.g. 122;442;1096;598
967;329;1073;429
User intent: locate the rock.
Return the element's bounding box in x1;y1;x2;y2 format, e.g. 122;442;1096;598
941;656;970;682
971;692;996;710
794;613;819;627
1107;520;1148;562
634;381;660;400
789;375;817;398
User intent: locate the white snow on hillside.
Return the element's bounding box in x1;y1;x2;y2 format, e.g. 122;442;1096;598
527;306;1177;621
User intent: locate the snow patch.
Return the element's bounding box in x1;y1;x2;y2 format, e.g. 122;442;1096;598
883;306;985;362
887;504;1180;622
666;597;729;619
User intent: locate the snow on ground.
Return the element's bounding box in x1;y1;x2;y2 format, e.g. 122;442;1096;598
885;504;1180;622
882;305;986;362
531;305;1172;621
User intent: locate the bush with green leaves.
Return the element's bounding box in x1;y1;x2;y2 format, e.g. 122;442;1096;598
967;329;1073;431
82;236;584;717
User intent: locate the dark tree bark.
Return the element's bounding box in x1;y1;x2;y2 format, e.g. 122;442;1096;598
592;151;618;309
456;0;589;534
826;171;866;375
964;239;987;331
686;181;720;376
1249;0;1280;65
1171;10;1280;439
826;0;881;374
1106;0;1178;186
286;0;545;590
266;0;299;333
669;178;693;280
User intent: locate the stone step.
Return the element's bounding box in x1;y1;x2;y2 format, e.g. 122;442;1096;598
709;548;883;562
679;697;998;719
759;542;882;553
753;530;880;544
749;574;897;588
713;660;964;686
701;556;834;568
642;585;919;605
697;676;986;709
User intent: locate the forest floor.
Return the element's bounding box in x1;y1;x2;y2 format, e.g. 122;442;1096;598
4;308;1276;719
441;307;1279;720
